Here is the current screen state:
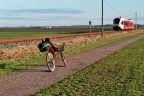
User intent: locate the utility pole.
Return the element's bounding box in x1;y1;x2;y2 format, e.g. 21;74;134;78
101;0;104;36
135;12;137;30
89;21;92;33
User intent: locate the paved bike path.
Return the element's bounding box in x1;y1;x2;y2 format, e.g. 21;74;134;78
0;33;144;96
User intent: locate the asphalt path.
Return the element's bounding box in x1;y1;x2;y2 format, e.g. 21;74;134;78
0;33;144;96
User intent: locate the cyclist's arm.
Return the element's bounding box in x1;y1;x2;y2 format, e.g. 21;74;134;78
49;42;57;52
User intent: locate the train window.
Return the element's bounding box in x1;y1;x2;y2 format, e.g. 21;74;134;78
121;21;124;25
114;18;120;24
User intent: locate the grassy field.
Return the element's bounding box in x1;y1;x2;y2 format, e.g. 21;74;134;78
0;28;112;40
33;34;144;96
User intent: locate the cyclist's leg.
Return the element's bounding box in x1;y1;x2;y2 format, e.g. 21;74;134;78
60;52;66;67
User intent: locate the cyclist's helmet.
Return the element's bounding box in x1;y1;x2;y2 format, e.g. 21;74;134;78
45;38;50;43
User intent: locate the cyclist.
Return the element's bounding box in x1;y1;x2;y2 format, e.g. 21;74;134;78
45;38;58;52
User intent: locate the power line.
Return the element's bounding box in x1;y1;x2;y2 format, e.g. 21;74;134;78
104;0;133;16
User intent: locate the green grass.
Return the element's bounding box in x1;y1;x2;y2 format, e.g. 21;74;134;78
32;34;144;96
0;28;112;40
0;31;144;77
0;31;60;39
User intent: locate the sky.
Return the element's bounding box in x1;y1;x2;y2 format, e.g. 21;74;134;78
0;0;144;27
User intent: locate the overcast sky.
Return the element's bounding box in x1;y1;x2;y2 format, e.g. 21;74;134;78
0;0;144;27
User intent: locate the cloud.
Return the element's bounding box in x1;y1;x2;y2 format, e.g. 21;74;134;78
0;16;71;21
0;9;84;14
0;9;84;21
0;17;31;20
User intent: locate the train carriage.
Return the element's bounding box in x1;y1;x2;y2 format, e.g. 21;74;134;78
113;17;134;31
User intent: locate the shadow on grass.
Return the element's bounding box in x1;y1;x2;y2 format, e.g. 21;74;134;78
0;63;46;73
0;63;6;69
0;62;66;73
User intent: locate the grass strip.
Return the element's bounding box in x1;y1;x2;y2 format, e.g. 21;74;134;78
33;34;144;96
0;31;144;76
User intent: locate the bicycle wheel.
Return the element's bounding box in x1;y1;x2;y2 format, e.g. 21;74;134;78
46;52;55;72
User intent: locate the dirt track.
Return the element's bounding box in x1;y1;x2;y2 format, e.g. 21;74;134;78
0;33;144;96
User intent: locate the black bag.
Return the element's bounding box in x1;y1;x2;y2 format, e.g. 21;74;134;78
38;42;52;52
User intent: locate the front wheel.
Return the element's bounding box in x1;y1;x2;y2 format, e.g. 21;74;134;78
46;52;55;72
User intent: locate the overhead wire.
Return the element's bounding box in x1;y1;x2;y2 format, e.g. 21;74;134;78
104;0;133;16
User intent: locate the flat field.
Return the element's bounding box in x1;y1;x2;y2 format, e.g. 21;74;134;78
0;27;112;40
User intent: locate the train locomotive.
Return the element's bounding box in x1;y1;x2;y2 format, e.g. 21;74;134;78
113;17;134;31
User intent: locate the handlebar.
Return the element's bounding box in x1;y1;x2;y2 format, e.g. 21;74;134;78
57;42;65;52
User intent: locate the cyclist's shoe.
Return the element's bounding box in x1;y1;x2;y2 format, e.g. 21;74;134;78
62;42;65;46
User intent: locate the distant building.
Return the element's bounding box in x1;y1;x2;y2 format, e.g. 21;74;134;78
47;26;52;28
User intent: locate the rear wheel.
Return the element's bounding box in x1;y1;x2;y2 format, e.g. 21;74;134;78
46;52;55;72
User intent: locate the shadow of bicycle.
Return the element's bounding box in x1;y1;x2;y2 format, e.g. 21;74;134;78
21;63;66;73
22;68;50;72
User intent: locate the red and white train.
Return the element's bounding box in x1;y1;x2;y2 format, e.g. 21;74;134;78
113;17;134;31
